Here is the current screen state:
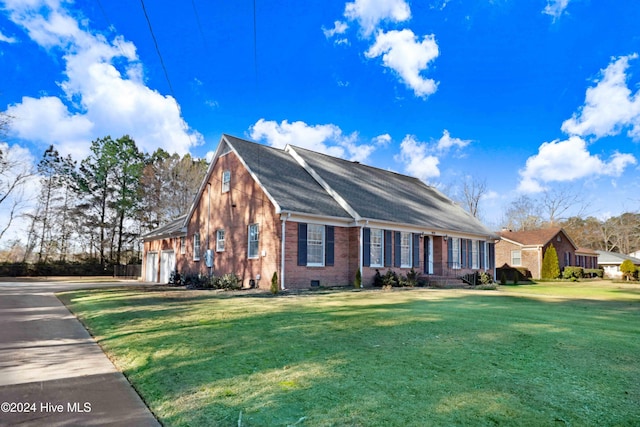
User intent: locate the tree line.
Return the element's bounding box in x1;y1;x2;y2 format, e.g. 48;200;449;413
1;135;208;267
454;179;639;254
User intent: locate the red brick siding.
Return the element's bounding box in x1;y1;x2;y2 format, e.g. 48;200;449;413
183;150;281;289
284;222;354;289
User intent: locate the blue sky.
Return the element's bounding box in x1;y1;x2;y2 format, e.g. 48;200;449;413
1;0;639;229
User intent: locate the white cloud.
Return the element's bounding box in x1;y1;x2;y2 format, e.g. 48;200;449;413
543;0;570;21
373;133;391;146
0;30;17;43
436;129;470;151
344;0;411;36
322;20;348;39
365;29;439;98
249;119;376;162
518;136;637;192
3;0;201;158
561;54;640;140
395;135;440;181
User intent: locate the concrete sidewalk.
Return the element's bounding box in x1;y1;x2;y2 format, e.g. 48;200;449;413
0;281;160;426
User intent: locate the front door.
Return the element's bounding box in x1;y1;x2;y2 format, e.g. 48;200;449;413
423;236;433;274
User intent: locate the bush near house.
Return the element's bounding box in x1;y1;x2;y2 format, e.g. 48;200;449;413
174;271;242;290
620;259;638;281
562;266;584;281
541;245;560;279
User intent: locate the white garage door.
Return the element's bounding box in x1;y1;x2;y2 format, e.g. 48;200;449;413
146;252;158;282
160;250;176;284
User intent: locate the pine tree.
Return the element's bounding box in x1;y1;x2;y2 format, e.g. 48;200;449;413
541;244;560;279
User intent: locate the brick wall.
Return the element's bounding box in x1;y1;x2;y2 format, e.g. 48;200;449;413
183;150;280;289
284;222;354;289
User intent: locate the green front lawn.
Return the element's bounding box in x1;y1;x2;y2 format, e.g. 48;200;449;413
59;282;640;426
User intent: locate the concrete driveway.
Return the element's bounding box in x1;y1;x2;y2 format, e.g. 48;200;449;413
0;280;160;426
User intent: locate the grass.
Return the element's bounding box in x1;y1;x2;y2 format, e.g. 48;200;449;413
58;282;640;426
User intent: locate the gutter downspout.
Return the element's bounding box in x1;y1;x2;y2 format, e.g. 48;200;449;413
281;213;290;290
359;223;364;287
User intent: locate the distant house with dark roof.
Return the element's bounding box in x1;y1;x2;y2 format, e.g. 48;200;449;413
495;227;598;279
596;251;640;279
142;135;498;288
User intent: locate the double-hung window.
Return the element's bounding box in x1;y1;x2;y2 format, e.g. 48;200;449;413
298;223;334;267
400;232;412;268
472;241;479;269
216;230;225;252
449;237;460;269
248;224;259;258
370;229;383;267
511;250;522;266
307;224;325;266
222;170;231;193
193;233;201;261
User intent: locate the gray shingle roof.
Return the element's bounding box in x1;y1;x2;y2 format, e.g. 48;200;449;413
290;145;496;237
222;136;497;237
141;215;186;241
596;250;640;265
224;135;351;219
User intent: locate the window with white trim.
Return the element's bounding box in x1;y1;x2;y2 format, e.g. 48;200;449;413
222;170;231;193
511;250;521;266
451;237;460;269
216;229;225;252
180;236;186;255
400;232;412;268
193;233;200;261
370;229;383;267
248;224;259;258
472;240;479;269
307;224;325;266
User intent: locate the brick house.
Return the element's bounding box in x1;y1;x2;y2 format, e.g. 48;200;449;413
495;227;598;279
142;135;498;289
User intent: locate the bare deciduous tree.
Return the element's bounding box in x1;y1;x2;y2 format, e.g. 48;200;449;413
541;186;588;226
0;113;34;241
461;176;487;219
503;195;543;231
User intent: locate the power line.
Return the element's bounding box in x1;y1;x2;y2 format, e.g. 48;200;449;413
253;0;258;86
190;0;208;51
139;0;176;100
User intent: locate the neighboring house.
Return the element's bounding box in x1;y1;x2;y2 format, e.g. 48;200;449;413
142;135;498;289
596;251;640;279
495;227;598;279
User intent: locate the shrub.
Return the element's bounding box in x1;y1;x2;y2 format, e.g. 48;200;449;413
271;272;279;294
218;273;241;290
476;282;498;290
382;269;399;289
563;266;584;280
373;269;384;287
620;260;637;281
183;273;208;289
500;271;507;285
354;268;362;289
584;268;604;278
541;245;560;279
479;271;493;285
168;270;181;286
405;268;418;287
